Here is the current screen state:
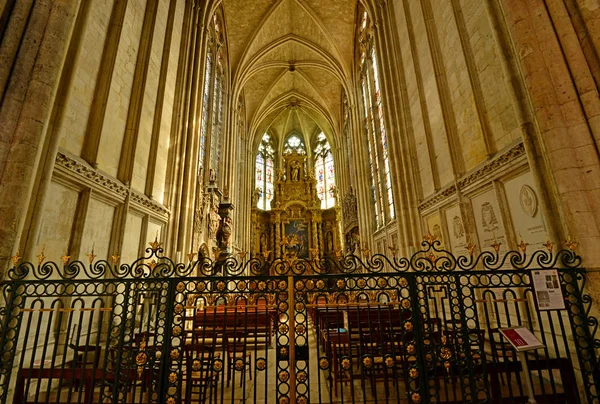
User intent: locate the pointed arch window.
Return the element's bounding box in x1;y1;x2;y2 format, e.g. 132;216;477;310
342;94;352;185
256;134;275;210
210;58;224;177
198;53;212;175
314;133;336;209
356;8;395;228
283;134;306;154
197;10;227;183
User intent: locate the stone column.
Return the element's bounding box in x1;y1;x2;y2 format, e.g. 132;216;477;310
0;0;81;275
500;0;600;264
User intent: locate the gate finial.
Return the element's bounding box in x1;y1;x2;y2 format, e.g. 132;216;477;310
11;248;21;266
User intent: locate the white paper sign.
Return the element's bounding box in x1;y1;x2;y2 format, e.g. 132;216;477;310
500;327;545;352
531;269;565;310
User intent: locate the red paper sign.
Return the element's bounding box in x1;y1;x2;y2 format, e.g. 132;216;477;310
501;328;528;347
499;327;544;352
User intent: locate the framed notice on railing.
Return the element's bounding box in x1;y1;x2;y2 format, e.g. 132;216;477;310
499;327;545;352
531;269;565;310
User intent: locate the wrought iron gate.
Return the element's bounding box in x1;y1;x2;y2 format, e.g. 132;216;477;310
0;239;598;403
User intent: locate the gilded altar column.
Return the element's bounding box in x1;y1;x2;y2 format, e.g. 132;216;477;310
251;209;260;257
335;205;344;252
311;212;319;256
318;220;324;255
274;211;281;258
311;220;318;256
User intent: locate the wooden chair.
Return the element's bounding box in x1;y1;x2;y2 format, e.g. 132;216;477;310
226;331;252;387
67;344;102;391
325;329;351;397
182;342;219;404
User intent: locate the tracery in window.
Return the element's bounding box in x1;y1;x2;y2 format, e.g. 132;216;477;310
255;134;275;210
198;53;212;174
197;8;227;183
283;134;306;155
342;94;352;185
210;55;224;178
372;49;395;219
356;7;395;228
314;133;336;209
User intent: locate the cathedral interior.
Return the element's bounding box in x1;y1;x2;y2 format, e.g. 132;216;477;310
1;0;600;403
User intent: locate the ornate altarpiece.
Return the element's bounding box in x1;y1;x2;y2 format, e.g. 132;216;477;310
251;152;342;266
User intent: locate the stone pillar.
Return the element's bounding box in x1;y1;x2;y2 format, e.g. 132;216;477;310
500;0;600;265
0;0;81;275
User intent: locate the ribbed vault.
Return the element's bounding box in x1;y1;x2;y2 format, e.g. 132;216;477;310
222;0;356;150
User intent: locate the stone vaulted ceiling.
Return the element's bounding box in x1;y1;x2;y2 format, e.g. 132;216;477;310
222;0;357;149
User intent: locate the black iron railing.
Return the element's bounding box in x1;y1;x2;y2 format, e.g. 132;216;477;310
0;238;597;403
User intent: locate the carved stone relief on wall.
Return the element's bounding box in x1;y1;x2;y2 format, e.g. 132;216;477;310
342;187;358;232
504;171;546;250
472;190;508;254
445;205;467;254
425;214;445;249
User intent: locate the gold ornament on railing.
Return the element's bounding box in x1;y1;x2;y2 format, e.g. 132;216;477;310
136;335;148;378
465;237;476;256
87;243;96;264
427;252;437;264
12;248;21;266
38;244;46;265
148;234;161;252
111;247;120;265
389;244;398;258
238;251;247;261
334;249;343;260
61;248;71;265
361;245;370;258
283;250;297;266
563;235;579;251
491;234;501;253
187;252;196;262
424;232;438;244
213;248;221;259
279;235;290;247
543;234;554;253
309;248;320;261
518;233;529;254
261;250;271;261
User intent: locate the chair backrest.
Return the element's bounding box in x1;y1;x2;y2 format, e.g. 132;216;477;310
183;342;216;368
71;345;102;368
226;330;249;352
488;328;516;359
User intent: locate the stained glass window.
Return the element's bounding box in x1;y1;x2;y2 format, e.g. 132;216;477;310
372;49;395;219
199;53;212;174
357;9;395;227
210;59;223;178
198;11;227;184
256;134;275;210
314;133;336;209
284;134;306;154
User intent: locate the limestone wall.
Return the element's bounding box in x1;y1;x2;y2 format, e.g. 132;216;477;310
365;0;600;270
0;0;189;270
